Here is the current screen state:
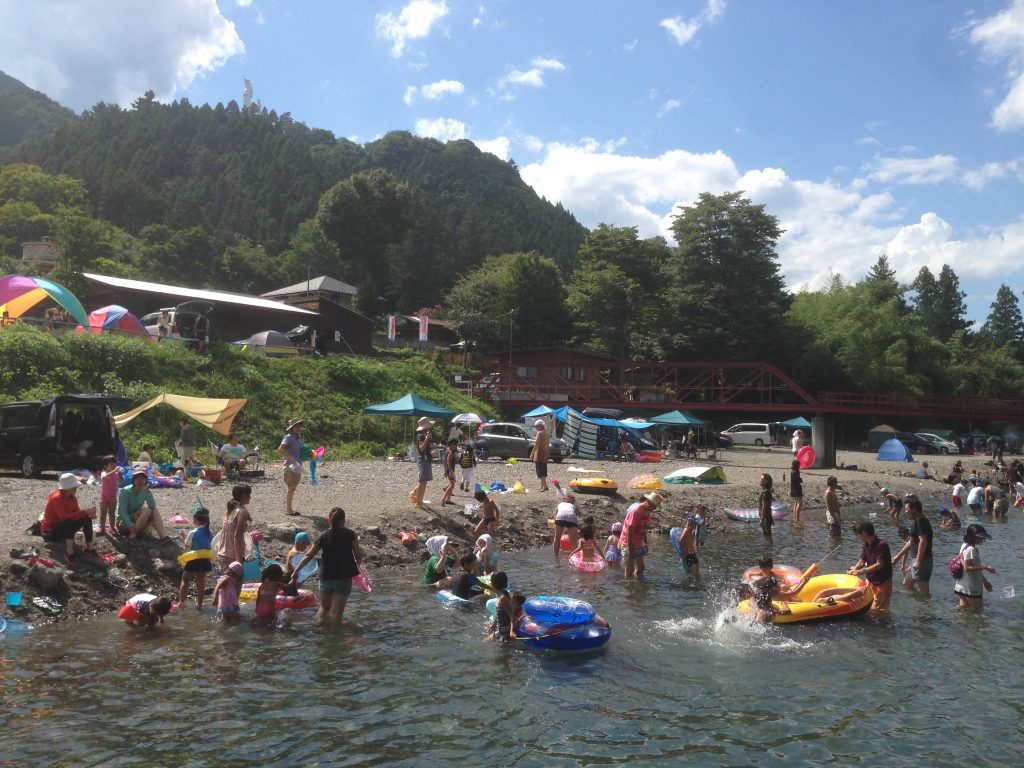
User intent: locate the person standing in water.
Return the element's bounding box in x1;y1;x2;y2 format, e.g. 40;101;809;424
758;473;775;547
824;476;842;538
891;495;933;597
848;521;893;610
789;460;803;522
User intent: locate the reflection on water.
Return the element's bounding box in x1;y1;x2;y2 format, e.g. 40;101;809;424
2;502;1024;766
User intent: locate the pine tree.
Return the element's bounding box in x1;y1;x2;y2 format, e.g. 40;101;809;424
980;284;1024;358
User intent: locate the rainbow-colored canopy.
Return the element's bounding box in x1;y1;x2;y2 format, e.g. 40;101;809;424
0;275;89;327
86;304;151;340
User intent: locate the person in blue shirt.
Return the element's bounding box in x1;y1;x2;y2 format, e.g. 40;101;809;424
178;508;214;609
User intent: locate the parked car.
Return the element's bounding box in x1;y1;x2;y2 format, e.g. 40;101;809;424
894;431;934;454
916;432;959;455
140;301;213;343
474;422;570;462
723;422;778;447
0;394;127;477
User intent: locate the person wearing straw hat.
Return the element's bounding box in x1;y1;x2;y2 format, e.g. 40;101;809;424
619;491;662;579
410;416;435;510
279;417;304;516
41;473;96;564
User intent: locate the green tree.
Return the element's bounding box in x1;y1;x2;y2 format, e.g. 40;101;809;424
980;284;1024;357
864;254;905;307
911;265;969;342
51;209;110;293
666;191;789;360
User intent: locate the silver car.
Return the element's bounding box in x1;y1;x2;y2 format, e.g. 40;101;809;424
473;422;569;462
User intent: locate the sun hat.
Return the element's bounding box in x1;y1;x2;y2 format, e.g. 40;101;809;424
880;487;890;494
534;419;546;428
286;417;304;430
644;491;665;507
939;506;950;514
295;532;311;545
611;522;623;533
58;473;79;491
132;468;149;480
417;416;434;429
425;535;448;557
966;523;992;540
228;561;244;575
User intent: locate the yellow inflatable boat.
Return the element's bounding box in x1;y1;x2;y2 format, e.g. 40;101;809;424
569;477;619;496
738;573;872;624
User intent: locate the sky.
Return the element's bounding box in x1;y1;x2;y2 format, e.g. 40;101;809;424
1;0;1023;321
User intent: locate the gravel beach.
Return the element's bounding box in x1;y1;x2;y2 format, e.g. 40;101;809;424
0;447;988;624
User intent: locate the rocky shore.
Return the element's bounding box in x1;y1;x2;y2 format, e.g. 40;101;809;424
0;447;980;624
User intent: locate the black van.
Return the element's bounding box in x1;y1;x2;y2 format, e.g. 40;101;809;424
0;394;127;477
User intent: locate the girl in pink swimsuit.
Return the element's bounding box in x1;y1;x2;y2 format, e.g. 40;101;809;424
254;563;286;626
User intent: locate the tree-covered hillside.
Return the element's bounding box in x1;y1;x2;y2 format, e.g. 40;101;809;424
0;70;76;161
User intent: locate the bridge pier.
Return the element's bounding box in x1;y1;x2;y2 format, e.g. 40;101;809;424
811;416;836;469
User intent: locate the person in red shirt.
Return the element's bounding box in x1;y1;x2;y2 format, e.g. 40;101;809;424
619;492;662;580
42;473;96;563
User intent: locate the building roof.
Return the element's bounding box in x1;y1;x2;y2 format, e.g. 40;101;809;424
83;273;316;315
261;275;357;298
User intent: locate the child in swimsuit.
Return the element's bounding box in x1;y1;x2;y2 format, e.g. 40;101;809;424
98;455;122;535
485;572;523;643
178;507;213;609
213;561;243;624
475;533;498;575
604;522;623;563
118;594;172;627
254;563;285;627
283;531;312;589
472;490;500;537
569;524;599;562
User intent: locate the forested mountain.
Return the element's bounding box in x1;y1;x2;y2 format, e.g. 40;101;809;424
1;73;584;302
0;71;76;160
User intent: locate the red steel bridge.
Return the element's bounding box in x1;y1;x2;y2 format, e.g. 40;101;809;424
481;354;1024;421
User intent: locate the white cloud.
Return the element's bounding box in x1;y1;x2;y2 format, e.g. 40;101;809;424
474;136;510;160
403;79;465;105
660;0;726;46
236;0;253;7
0;0;243;110
496;56;566;97
414;116;467;141
376;0;449;57
967;0;1024;130
472;3;485;28
855;136;879;146
866;154;959;185
657;99;681;118
518;136;1024;291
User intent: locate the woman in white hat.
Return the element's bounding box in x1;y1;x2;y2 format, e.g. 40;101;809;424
41;473;96;563
410;417;434;509
279;417;304;516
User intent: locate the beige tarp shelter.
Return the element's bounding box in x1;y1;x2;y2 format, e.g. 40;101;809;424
114;394;247;435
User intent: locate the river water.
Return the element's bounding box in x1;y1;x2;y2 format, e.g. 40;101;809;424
2;504;1022;767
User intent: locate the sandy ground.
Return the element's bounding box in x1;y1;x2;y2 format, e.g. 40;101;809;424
0;447;989;624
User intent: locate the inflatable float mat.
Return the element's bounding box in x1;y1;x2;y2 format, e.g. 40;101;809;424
239;585;317;610
724;502;788;522
437;589;476;606
569;478;618;496
628;474;663;490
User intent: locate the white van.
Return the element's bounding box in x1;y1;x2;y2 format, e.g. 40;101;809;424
723;423;776;447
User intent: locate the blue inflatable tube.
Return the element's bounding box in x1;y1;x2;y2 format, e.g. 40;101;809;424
523;596;596;626
437;590;474;606
515;614;612;651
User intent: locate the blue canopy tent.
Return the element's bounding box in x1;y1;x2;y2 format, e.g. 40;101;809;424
780;416;813;429
877;438;914;462
362;393;455;418
650;410;706;426
522;404;556;419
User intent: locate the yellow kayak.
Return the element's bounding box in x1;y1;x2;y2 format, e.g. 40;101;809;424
738;573;872;624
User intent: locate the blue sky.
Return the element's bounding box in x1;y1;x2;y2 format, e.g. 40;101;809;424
2;0;1023;322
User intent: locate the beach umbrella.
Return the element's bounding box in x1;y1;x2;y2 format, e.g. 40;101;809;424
0;274;89;327
85;304;152;341
452;412;484;425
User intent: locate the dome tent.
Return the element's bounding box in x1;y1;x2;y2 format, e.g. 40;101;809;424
877;438;914;462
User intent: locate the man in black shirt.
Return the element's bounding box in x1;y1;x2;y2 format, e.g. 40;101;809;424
892;495;933;596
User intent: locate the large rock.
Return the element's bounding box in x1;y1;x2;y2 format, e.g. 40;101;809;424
28;563;68;594
154;559;181;577
267;523;303;542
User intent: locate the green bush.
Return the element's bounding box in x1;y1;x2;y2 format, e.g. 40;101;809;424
0;323;494;459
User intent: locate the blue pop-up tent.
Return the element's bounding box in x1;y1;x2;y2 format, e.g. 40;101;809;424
522;404;556;418
362;393;455;418
780;416;812;429
877;438;914;462
650;409;706;426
